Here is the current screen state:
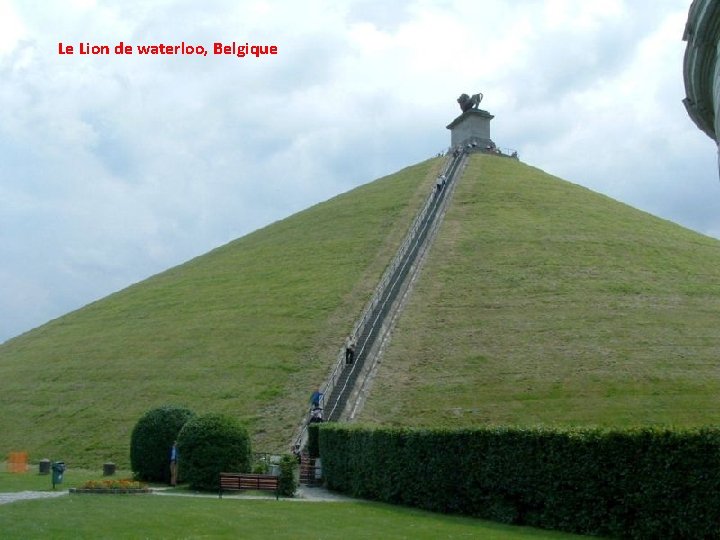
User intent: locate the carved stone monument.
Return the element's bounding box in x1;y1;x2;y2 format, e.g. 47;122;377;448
447;92;495;150
457;92;483;112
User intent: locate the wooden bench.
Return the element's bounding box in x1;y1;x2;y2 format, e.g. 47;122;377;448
219;472;279;500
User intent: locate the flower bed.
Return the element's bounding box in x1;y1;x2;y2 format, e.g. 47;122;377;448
70;478;151;494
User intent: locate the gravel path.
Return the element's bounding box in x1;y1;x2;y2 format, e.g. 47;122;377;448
294;485;353;501
0;485;352;505
0;490;68;505
154;485;353;502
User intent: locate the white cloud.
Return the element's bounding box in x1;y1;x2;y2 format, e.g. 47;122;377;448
0;0;713;343
0;0;26;55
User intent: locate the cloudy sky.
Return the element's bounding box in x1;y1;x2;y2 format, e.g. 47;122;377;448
0;0;716;343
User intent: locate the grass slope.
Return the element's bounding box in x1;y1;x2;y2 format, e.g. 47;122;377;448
361;154;720;429
0;159;440;467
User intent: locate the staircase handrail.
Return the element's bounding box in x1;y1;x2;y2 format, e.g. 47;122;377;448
292;151;462;449
321;153;456;399
323;152;466;421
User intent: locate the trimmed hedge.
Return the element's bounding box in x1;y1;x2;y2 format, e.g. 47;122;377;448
130;405;195;482
278;454;298;497
318;424;720;538
177;413;252;490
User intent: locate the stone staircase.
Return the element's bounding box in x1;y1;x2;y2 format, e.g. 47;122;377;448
292;149;468;464
299;454;320;486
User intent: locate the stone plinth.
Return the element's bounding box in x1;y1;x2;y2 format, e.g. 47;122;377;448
446;108;494;149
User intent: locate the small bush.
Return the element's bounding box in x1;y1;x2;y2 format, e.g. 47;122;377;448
130;405;195;482
252;459;269;474
278;454;297;497
177;413;251;490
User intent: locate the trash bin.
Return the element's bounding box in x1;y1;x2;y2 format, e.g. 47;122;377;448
39;458;51;475
103;462;116;476
51;461;65;489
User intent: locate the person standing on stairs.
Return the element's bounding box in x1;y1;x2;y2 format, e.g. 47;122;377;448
435;174;446;194
345;334;356;365
310;389;323;409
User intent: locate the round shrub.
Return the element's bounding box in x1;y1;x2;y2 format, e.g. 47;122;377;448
130;405;195;482
177;413;251;490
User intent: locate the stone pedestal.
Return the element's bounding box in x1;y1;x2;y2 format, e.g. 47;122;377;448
446;108;494;149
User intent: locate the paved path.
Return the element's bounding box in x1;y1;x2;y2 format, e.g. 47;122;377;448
0;485;352;505
0;490;68;505
154;485;353;502
295;486;353;501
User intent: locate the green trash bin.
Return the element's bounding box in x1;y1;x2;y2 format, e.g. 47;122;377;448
51;461;65;489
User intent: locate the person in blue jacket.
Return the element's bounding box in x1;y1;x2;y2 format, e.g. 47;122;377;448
310;389;323;409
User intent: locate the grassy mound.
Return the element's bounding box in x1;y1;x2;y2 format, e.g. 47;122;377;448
5;150;720;469
361;154;720;429
0;159;440;467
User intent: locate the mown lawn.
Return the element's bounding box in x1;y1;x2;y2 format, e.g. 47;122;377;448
0;468;136;492
0;494;589;539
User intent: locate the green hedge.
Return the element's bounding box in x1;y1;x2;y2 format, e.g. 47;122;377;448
177;413;251;490
318;425;720;538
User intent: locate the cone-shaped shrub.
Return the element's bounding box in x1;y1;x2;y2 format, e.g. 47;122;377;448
177;413;251;490
130;405;195;482
278;454;297;497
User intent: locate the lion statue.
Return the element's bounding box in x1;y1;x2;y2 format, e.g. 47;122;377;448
457;92;483;112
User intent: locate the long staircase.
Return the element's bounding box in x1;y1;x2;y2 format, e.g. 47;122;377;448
292;149;469;456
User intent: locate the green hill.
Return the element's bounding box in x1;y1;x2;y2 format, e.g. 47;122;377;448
360;154;720;429
4;152;720;470
0;159;440;467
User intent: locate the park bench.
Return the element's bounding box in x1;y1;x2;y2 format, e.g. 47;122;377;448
219;472;279;500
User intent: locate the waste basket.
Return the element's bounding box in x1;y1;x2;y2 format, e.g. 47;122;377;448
39;458;51;475
103;462;116;476
51;461;65;489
